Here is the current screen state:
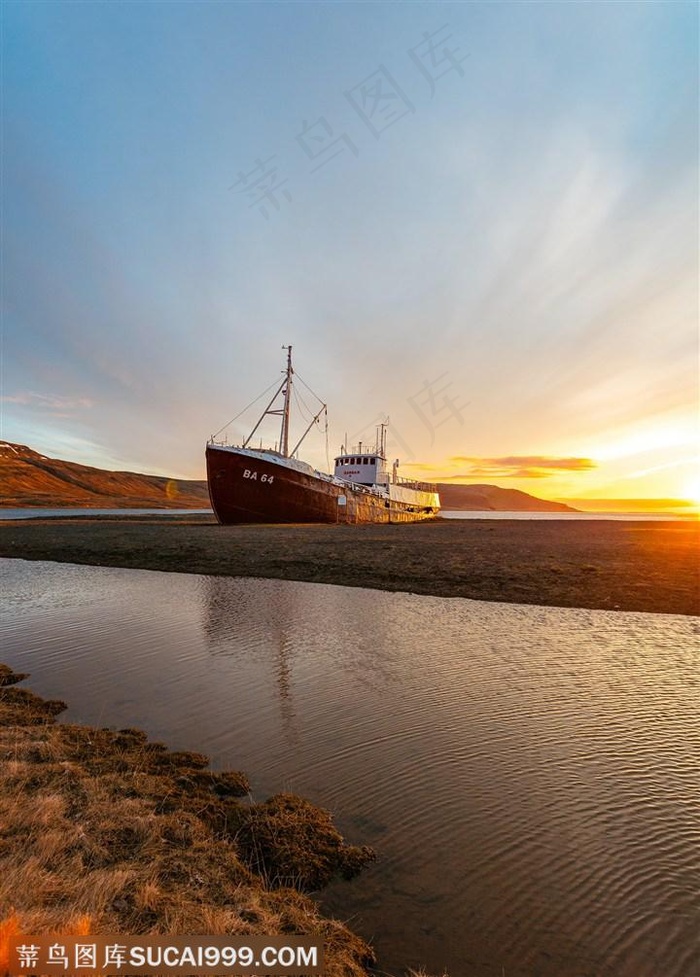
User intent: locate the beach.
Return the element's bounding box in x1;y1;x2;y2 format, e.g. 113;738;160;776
1;515;697;615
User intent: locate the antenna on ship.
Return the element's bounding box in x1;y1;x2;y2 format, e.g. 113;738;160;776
280;344;293;457
378;420;388;458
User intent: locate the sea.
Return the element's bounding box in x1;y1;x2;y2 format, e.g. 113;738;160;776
1;557;698;977
0;508;213;520
1;507;695;521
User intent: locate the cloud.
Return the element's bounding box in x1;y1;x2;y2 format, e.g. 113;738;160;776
447;456;597;479
2;3;695;483
2;392;94;414
621;456;698;480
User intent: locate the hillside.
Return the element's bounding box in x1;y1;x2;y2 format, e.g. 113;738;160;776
435;482;577;512
0;442;210;509
1;441;576;511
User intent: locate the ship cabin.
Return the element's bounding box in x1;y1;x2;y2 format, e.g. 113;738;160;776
334;450;389;487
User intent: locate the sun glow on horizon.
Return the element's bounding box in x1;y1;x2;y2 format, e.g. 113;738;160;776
593;423;697;463
681;476;700;507
401;432;699;510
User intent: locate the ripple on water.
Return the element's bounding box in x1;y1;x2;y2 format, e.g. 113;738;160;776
1;558;698;977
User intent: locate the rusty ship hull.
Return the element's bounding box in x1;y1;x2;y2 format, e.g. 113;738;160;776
206;444;439;525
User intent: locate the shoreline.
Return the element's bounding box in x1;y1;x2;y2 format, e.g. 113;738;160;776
1;515;698;615
0;664;379;976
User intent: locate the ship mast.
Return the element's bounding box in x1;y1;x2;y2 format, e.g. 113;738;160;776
236;344;322;458
280;344;293;457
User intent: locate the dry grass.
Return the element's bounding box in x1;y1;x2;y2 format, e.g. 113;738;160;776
406;972;450;977
0;664;376;975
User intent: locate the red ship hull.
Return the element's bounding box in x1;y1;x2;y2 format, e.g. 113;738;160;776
206;445;439;525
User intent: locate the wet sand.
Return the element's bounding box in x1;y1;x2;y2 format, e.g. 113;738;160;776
1;515;697;615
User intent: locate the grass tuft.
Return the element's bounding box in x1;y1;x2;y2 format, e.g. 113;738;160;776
0;664;377;975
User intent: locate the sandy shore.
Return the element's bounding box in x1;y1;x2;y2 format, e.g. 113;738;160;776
1;515;697;615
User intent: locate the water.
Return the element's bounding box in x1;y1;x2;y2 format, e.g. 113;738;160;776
441;510;696;521
2;559;698;977
0;508;212;520
1;507;695;522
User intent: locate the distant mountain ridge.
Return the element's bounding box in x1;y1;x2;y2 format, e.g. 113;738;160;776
0;441;577;511
0;441;210;508
435;482;577;512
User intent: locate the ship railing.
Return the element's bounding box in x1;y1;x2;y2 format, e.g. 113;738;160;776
335;477;378;496
208;436;246;448
208;437;286;456
345;444;383;457
391;474;438;492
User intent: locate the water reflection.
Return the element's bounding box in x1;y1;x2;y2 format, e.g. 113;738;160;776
1;559;698;977
200;575;299;742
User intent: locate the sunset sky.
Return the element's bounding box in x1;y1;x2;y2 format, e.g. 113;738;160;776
2;1;698;507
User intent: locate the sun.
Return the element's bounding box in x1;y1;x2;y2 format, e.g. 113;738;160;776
681;476;700;506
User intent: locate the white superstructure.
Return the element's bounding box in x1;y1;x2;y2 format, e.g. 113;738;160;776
333;425;439;510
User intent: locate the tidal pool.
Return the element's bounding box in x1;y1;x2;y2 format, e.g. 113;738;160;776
1;558;698;977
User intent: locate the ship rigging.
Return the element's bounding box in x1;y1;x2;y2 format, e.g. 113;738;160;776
206;346;440;525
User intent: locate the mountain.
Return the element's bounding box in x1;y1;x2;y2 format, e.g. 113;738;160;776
0;441;210;508
0;441;577;511
435;482;578;512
